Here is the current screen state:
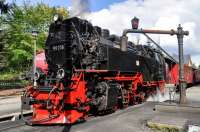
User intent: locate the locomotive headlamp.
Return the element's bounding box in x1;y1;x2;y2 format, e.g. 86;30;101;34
53;14;63;22
57;68;65;79
53;14;59;21
131;17;139;29
34;71;40;80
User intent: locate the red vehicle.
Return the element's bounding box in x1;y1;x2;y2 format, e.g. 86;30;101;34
166;63;193;86
25;51;48;81
193;69;200;84
165;56;200;89
35;51;48;74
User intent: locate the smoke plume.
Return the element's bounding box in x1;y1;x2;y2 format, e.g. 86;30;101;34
70;0;90;18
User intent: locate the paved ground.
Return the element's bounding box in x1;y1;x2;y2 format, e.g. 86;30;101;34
0;96;21;117
0;84;200;132
2;102;156;132
0;88;23;96
148;85;200;131
186;85;200;102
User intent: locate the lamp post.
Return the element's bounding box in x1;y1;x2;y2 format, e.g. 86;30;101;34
121;18;189;104
32;29;39;87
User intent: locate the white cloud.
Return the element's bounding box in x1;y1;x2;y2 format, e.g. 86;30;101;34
86;0;200;66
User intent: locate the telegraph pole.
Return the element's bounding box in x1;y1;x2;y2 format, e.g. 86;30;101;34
121;18;189;104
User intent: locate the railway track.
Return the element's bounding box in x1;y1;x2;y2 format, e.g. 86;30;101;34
0;119;26;131
0;111;32;131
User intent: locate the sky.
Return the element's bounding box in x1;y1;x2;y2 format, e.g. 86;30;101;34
5;0;200;66
6;0;125;11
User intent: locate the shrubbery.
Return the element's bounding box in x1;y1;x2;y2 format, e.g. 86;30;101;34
0;1;68;80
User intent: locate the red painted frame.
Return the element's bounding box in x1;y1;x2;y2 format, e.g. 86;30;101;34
26;70;166;124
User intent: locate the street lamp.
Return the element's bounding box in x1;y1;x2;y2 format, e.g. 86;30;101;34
32;29;39;87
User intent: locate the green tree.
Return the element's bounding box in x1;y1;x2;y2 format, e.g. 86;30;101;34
1;2;68;71
0;0;11;14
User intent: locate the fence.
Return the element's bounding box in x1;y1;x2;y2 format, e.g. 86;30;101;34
0;80;25;89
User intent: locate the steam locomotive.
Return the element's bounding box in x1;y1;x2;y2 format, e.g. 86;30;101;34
21;16;197;125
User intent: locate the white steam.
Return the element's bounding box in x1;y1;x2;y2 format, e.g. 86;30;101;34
70;0;90;18
147;88;170;102
146;84;178;102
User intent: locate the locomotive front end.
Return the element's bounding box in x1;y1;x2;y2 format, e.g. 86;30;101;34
21;16;96;125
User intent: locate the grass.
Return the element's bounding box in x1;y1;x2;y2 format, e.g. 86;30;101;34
147;121;182;132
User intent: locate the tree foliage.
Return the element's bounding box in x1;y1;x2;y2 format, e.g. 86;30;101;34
0;1;68;71
0;0;11;14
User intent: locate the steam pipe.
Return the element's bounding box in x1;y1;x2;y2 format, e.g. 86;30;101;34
122;29;189;36
121;26;189;104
